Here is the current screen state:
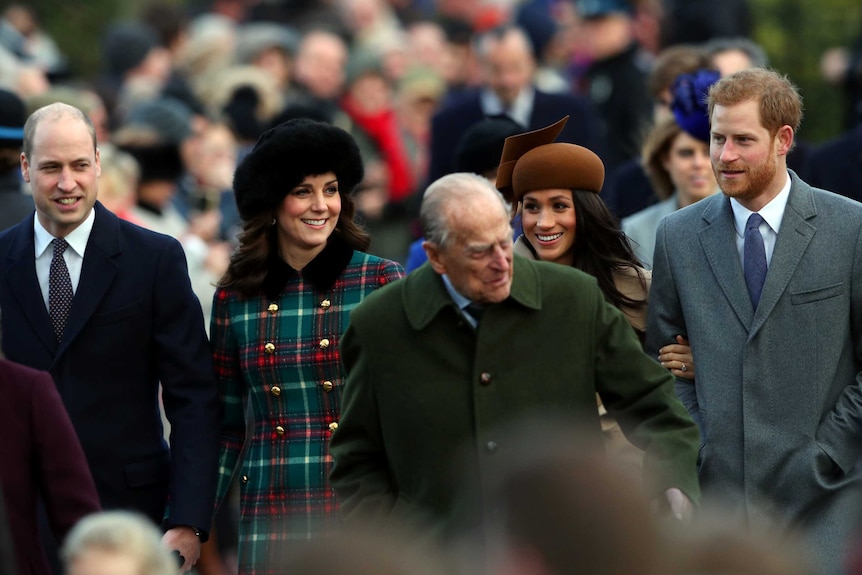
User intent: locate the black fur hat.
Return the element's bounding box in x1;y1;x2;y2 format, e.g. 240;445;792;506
233;118;364;221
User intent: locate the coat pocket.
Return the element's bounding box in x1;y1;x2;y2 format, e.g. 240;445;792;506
91;300;145;326
790;282;844;305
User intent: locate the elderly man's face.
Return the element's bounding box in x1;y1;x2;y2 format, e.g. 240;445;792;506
426;193;514;304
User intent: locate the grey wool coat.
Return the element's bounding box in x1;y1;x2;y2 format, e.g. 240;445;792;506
329;254;700;532
646;171;862;575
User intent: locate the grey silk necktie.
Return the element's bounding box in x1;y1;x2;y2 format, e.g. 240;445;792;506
49;238;73;340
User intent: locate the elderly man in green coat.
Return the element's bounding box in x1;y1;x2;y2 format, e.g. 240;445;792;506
329;172;699;533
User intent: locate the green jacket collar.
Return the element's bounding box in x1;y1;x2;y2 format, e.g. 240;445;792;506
403;254;542;330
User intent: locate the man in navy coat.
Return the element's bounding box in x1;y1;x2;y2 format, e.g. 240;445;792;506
427;25;604;185
0;103;219;569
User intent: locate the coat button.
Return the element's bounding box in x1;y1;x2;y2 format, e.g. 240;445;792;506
319;338;330;348
480;372;492;386
485;441;498;454
320;299;331;308
267;303;278;314
241;475;248;483
322;380;333;392
275;425;285;436
328;422;339;433
271;385;281;397
264;342;276;354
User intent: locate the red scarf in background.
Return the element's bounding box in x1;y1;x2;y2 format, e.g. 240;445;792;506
341;94;415;203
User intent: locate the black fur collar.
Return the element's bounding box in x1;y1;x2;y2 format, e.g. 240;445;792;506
262;234;354;299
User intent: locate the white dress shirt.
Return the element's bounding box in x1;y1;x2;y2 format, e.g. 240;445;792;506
34;208;95;310
730;172;792;268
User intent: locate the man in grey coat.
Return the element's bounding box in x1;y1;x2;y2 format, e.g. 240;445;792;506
646;67;862;574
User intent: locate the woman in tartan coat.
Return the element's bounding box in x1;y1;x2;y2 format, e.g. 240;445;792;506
210;119;404;573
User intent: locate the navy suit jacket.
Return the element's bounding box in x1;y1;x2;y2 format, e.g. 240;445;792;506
0;359;100;575
427;88;605;184
0;202;220;538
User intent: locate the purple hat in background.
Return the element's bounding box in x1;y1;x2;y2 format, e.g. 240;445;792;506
670;69;721;143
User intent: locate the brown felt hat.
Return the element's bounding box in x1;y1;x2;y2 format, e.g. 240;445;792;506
497;116;605;202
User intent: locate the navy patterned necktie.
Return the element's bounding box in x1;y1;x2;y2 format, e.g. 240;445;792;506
49;238;73;341
466;303;485;323
743;213;767;309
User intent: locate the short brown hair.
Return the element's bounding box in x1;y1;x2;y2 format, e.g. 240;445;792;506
707;68;803;136
648;44;712;103
641;116;682;201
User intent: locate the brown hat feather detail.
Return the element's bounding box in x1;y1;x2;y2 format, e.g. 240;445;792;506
497;116;605;202
496;116;568;202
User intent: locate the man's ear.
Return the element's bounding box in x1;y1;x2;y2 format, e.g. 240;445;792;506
21;153;29;183
775;125;794;157
423;240;447;275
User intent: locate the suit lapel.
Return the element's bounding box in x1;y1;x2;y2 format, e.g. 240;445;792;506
749;176;815;338
3;219;56;352
699;196;754;328
56;203;121;357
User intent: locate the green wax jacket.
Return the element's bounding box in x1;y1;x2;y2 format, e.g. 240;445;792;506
330;255;699;528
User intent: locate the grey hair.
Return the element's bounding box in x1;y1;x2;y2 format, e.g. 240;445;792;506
420;172;508;249
703;36;769;69
61;511;176;575
23;102;97;159
474;24;535;61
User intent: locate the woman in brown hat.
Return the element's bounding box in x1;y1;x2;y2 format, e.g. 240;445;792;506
497;116;694;465
210;118;404;572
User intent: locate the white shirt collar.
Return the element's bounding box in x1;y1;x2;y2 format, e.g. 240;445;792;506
34;207;96;258
730;171;791;237
480;87;534;129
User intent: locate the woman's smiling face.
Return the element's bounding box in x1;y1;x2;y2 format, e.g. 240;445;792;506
521;188;577;266
276;172;341;268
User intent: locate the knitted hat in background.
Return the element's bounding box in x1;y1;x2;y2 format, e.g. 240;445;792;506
125;97;193;145
102;22;159;78
454;115;523;175
234;22;299;64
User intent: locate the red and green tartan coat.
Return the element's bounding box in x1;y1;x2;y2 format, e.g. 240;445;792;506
211;240;403;574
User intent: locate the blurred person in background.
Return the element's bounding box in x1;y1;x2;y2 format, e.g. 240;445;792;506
427;24;603;184
292;28;350;124
573;0;653;171
62;512;177;575
0;307;101;575
0;87;32;231
622;69;720;269
601;43;713;219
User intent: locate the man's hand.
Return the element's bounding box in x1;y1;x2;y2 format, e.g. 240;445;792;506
162;526;201;572
663;487;693;521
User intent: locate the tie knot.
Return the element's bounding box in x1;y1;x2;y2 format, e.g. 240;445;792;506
465;302;484;322
746;213;764;231
52;238;69;256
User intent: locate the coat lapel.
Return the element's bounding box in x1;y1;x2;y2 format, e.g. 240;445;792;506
749;175;815;338
3;217;56;352
56;203;121;357
402;255;542;330
699;195;754;329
